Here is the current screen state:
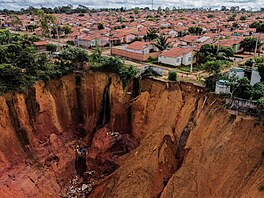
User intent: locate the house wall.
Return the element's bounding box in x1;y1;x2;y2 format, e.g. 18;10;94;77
182;52;193;65
98;38;109;46
126;45;152;54
125;34;136;43
250;69;261;86
169;30;178;37
232;43;241;53
126;48;144;54
158;55;182;67
215;84;231;94
228;69;245;79
111;48;160;61
78;39;91;47
159;52;192;67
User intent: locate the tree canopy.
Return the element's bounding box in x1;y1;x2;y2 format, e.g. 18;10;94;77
155;34;170;51
240;37;259;52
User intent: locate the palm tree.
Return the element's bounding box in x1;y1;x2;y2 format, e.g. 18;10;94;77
144;27;158;41
155;34;170;51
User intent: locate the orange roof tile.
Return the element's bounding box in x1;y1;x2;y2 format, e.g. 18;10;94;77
160;47;192;58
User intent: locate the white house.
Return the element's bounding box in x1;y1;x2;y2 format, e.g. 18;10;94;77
158;47;193;67
228;67;245;79
215;80;231;94
250;68;261;86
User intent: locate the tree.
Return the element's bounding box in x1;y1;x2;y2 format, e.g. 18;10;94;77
249;21;260;28
37;10;56;37
59;47;89;70
221;6;227;11
188;26;203;35
9;14;22;31
0;64;29;93
256;23;264;33
155;34;170;51
144;27;158;41
157;6;162;15
61;25;72;35
46;44;57;53
232;22;239;29
257;63;264;81
240;16;247;21
233;78;253;99
245;58;255;67
97;23;104;30
168;71;177;81
240;37;260;52
118;64;139;89
165;7;170;14
203;60;221;75
207;14;214;18
227;14;236;21
89;45;103;64
252;82;264;100
134;8;139;15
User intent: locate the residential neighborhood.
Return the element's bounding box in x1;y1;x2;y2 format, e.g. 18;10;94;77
1;6;264;89
0;3;264;198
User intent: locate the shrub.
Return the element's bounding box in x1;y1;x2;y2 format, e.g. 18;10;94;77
168;71;177;81
46;44;57;53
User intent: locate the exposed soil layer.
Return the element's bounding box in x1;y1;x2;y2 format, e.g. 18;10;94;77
0;72;263;198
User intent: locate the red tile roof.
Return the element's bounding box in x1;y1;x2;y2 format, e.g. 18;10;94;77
127;41;151;50
33;41;49;46
160;47;192;58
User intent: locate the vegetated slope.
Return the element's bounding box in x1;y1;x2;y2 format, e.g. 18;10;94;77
89;79;264;198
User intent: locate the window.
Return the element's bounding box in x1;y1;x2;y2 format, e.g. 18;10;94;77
188;56;192;62
177;58;180;62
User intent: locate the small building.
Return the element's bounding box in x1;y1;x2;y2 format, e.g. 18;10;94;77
139;65;164;76
158;47;193;67
228;67;245;79
111;41;160;62
250;68;261;86
215;80;231;94
33;41;49;51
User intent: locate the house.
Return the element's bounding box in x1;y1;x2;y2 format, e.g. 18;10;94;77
33;41;49;51
228;67;261;86
35;27;42;36
98;36;110;46
158;47;193;67
215;80;231;94
111;41;160;61
216;37;243;53
126;41;158;54
76;34;98;48
250;68;261;86
228;67;245;79
179;35;199;46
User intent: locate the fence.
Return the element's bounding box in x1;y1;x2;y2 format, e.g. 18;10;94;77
227;97;263;117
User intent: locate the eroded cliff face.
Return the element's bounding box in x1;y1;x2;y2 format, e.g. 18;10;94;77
0;73;263;198
89;79;264;198
0;72;131;198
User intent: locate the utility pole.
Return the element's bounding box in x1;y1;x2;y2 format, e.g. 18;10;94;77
110;28;112;55
190;43;193;73
254;35;259;57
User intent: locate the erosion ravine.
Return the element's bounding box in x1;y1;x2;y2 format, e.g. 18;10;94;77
0;72;263;198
